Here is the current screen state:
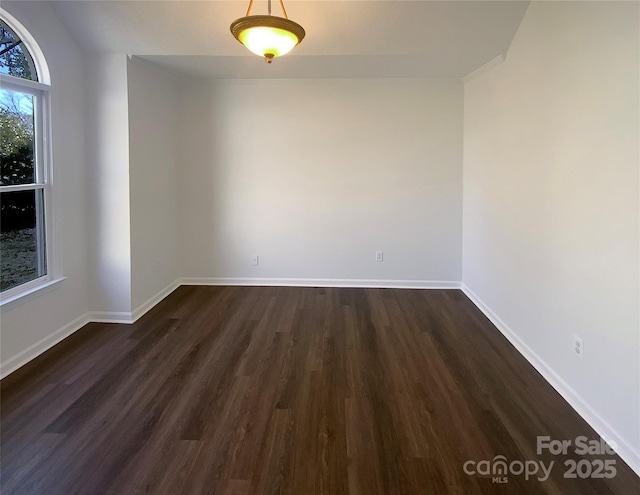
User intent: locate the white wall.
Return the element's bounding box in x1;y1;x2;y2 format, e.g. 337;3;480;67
0;2;90;374
85;54;132;317
128;57;180;311
463;1;639;470
84;54;131;319
177;79;463;285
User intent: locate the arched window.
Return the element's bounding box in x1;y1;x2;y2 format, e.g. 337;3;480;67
0;11;53;299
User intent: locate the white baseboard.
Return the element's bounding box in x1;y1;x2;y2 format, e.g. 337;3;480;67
3;277;457;380
131;280;181;323
0;312;90;379
87;311;134;324
87;280;181;324
461;283;640;477
1;281;183;378
84;278;461;325
180;277;461;289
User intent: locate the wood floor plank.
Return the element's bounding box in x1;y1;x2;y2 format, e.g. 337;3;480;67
1;286;638;494
345;397;386;495
250;408;293;495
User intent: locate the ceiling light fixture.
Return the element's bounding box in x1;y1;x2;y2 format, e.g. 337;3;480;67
230;0;305;64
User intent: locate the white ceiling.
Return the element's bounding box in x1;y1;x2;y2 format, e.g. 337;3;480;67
47;0;530;78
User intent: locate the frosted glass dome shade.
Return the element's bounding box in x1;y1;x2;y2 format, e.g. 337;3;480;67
231;15;305;63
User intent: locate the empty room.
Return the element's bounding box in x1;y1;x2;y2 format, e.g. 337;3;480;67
0;0;638;493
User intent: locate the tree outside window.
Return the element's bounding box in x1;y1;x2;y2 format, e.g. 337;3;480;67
0;17;51;296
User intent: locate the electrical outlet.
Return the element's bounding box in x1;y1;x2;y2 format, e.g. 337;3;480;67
155;259;161;272
376;251;384;262
251;255;259;266
573;335;584;360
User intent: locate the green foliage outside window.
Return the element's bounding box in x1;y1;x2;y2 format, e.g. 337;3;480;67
0;20;36;80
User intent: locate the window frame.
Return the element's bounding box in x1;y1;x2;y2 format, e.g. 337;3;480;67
0;10;57;305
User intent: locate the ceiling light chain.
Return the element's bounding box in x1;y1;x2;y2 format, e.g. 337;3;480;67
231;0;304;64
277;0;288;19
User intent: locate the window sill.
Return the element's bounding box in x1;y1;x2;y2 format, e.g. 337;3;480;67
0;277;67;311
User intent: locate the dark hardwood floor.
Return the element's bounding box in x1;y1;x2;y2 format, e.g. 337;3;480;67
1;286;638;494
